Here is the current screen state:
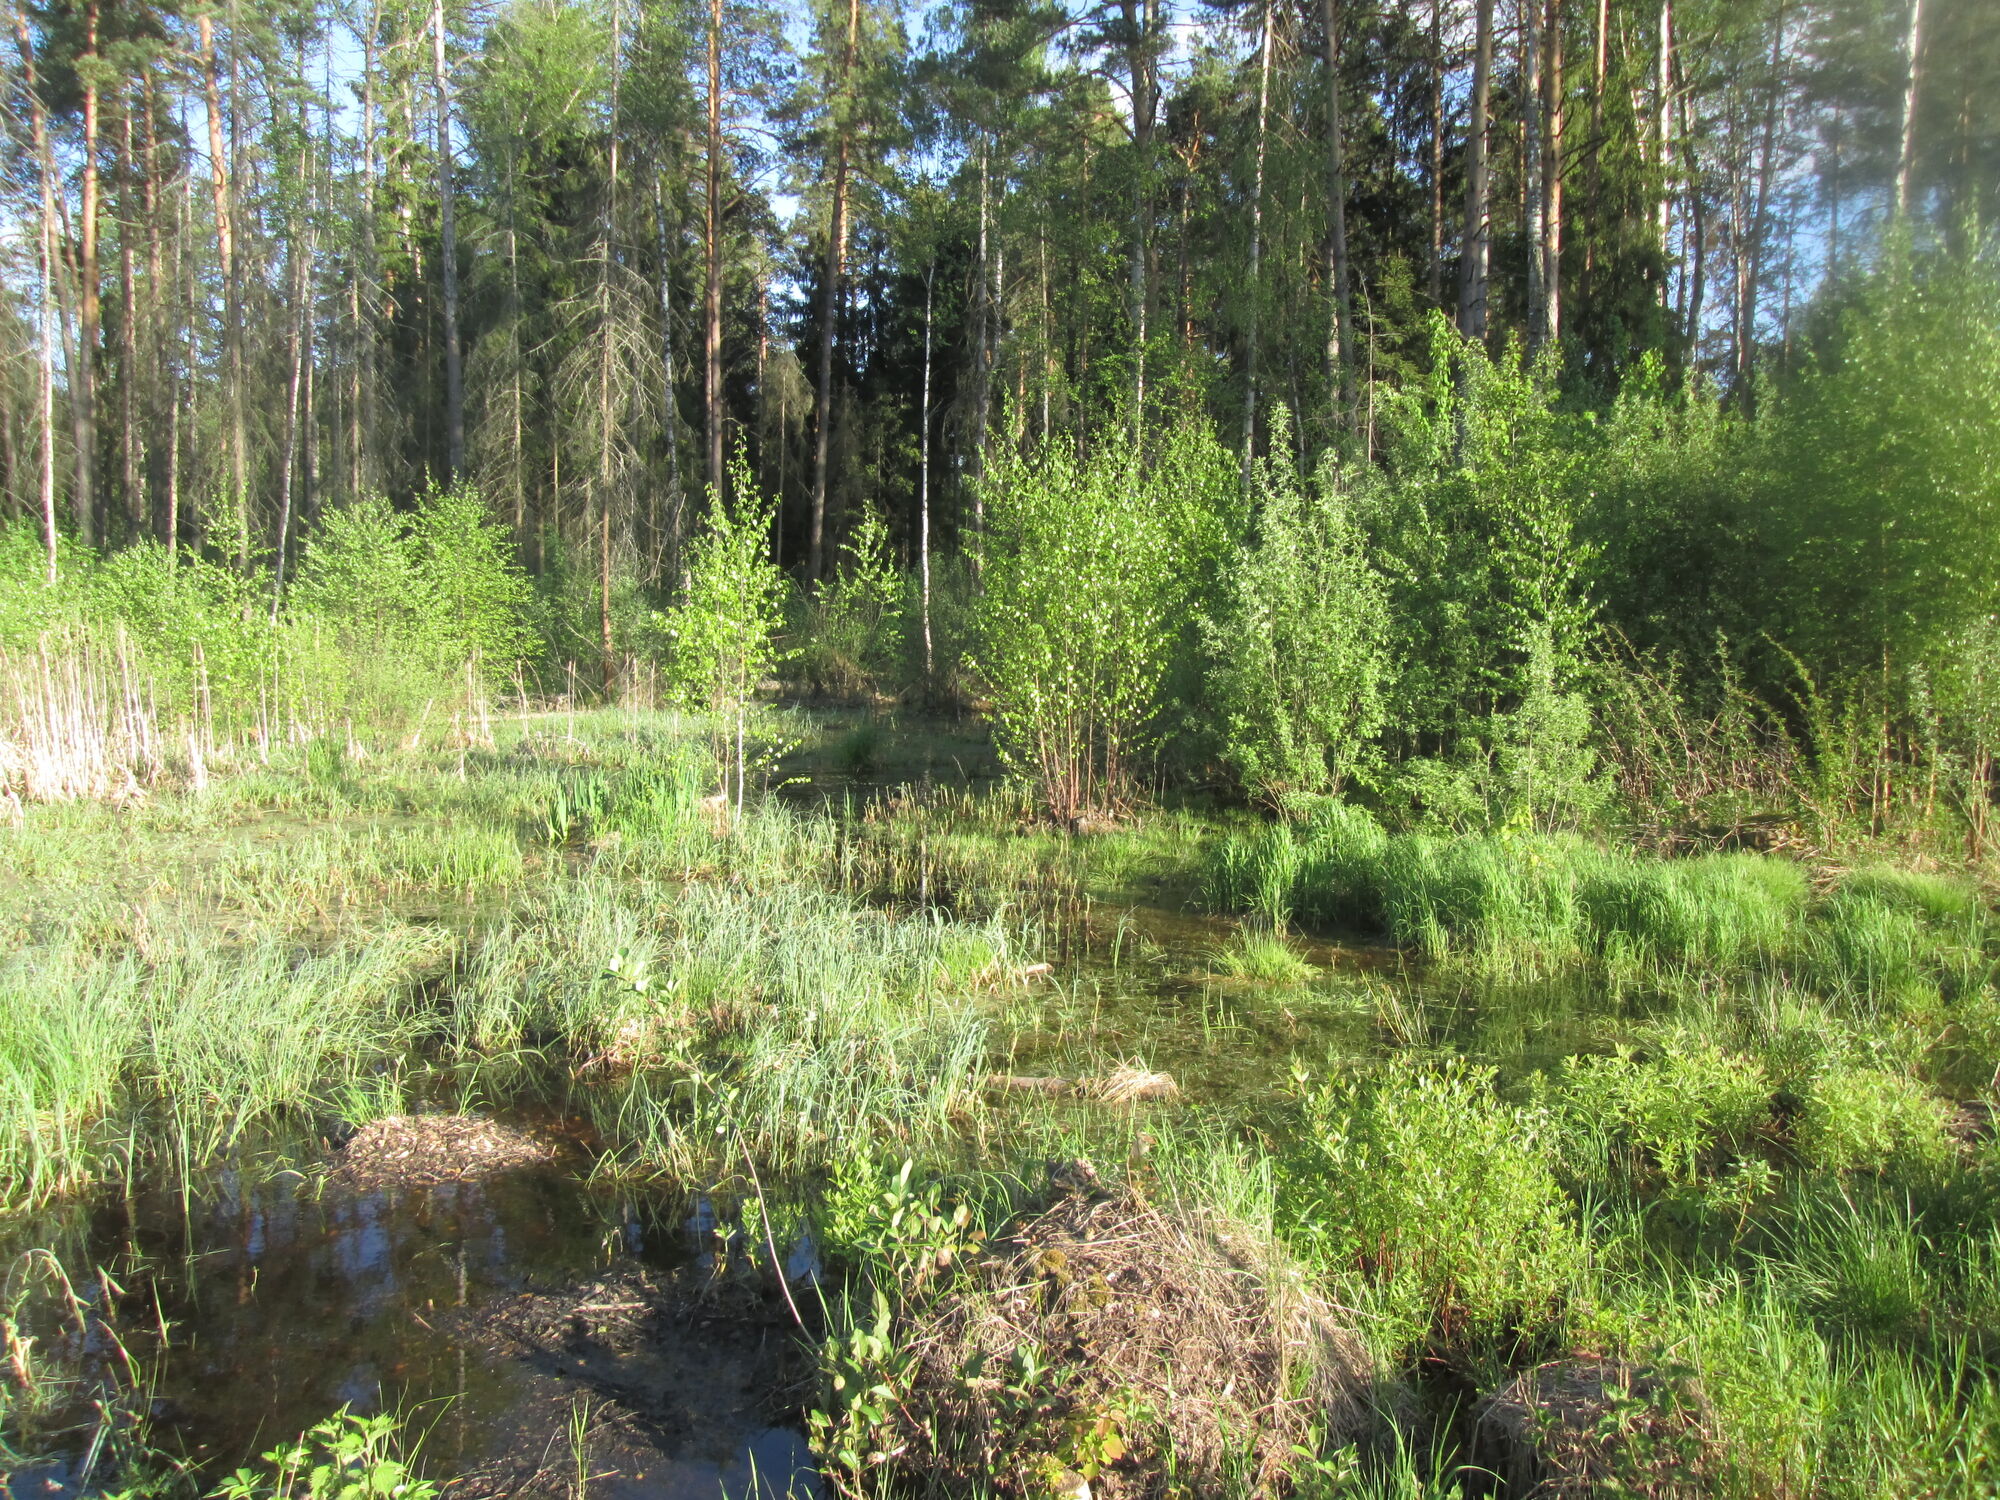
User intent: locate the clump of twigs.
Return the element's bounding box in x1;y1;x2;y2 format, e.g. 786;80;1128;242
886;1164;1373;1497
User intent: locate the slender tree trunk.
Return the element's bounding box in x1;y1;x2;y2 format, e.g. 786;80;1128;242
1582;0;1607;311
12;1;58;583
808;0;861;579
1242;0;1273;478
653;171;684;580
919;263;934;682
273;194;308;619
1428;0;1445;306
198;12;247;565
72;0;100;545
1322;0;1353;417
1524;0;1546;349
118;88;142;536
1456;0;1494;338
599;0;622;695
431;0;464;478
355;0;380;503
1737;0;1785;386
970;138;993;491
1541;0;1564;347
1896;0;1923;216
704;0;725;499
1655;0;1673;308
1123;0;1155;433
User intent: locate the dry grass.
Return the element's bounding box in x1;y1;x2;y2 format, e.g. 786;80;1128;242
1472;1358;1711;1499
330;1113;566;1190
891;1164;1373;1496
0;632;166;804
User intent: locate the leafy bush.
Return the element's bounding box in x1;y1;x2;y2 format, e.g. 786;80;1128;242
1202;419;1387;808
654;457;789;798
790;506;907;699
972;425;1235;819
1554;1035;1771;1187
1792;1067;1956;1176
1281;1057;1586;1356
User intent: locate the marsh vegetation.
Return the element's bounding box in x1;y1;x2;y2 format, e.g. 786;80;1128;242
4;3;1999;1486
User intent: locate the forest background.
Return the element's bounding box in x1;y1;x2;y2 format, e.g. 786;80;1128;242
0;0;1996;845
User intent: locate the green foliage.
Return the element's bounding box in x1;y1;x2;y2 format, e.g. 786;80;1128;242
211;1409;437;1500
972;424;1236;818
1203;416;1388;809
1367;319;1598;768
1281;1057;1586;1356
285;486;535;721
1749;242;2000;687
791;507;907;698
655;456;788;720
1792;1067;1956;1176
1553;1036;1772;1187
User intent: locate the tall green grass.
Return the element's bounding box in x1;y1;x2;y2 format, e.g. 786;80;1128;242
1201;806;1995;1004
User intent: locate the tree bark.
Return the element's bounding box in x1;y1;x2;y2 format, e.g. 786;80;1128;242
1655;0;1673;307
1524;0;1546;349
1895;0;1923;216
599;0;622;695
432;0;464;478
704;0;725;499
808;0;861;580
1242;0;1272;477
1737;0;1785;385
918;263;934;681
1456;0;1494;338
118;85;143;537
198;11;247;565
1428;0;1445;306
1122;0;1156;432
653;171;684;580
72;0;100;545
1322;0;1353;417
12;1;58;583
1541;0;1564;347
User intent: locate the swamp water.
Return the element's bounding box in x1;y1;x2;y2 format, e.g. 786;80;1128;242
4;821;1654;1500
3;1137;821;1500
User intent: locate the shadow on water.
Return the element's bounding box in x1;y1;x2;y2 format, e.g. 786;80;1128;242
4;1130;820;1500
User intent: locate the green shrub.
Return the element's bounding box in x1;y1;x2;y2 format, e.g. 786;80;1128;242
1281;1057;1586;1356
790;506;907;698
1793;1067;1956;1176
972;424;1235;818
1202;418;1388;809
1554;1035;1771;1186
655;457;789;800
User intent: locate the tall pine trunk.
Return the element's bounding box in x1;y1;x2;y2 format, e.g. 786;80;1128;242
1321;0;1353;420
1242;0;1272;477
72;0;100;545
1895;0;1924;216
199;12;247;565
704;0;725;500
12;1;58;583
808;0;861;580
432;0;464;478
1456;0;1494;339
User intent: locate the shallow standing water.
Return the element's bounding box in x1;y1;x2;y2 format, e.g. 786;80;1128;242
4;1138;820;1500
